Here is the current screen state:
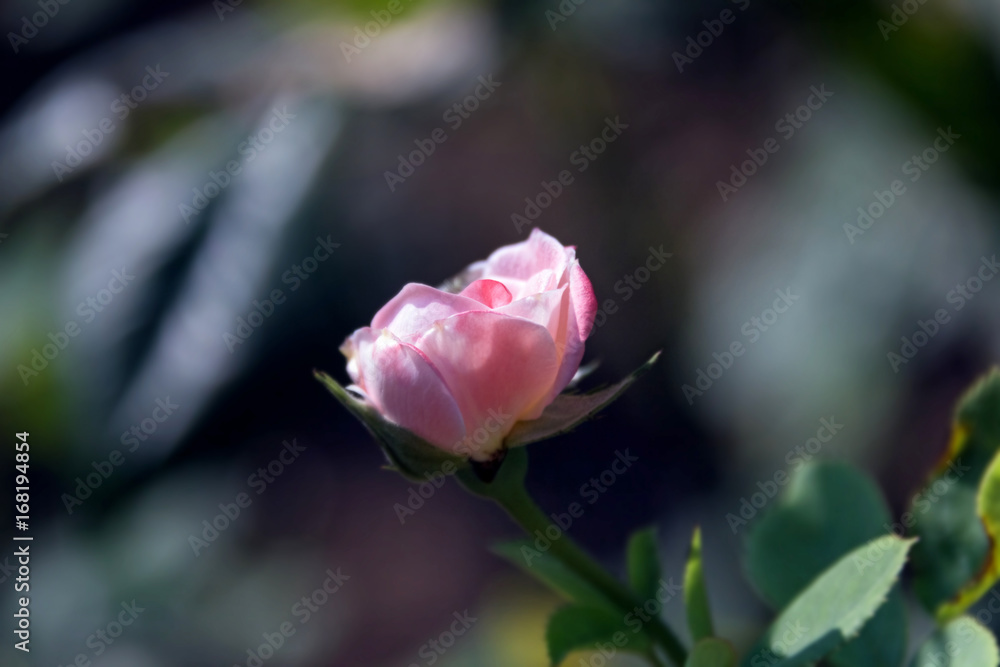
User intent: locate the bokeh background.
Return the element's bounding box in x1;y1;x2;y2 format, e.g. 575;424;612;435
1;0;1000;664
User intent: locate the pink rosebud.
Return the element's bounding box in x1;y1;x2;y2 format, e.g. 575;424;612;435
340;229;598;460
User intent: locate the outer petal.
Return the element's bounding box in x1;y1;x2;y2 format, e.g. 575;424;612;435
352;328;467;451
543;260;597;401
568;259;598;341
478;229;569;284
371;283;486;340
414;311;560;458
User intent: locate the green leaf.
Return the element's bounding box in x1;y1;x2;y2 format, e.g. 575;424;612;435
911;369;1000;616
314;370;465;481
740;535;915;667
626;526;662;602
909;615;999;667
545;604;650;667
503;351;661;448
492;539;613;610
937;449;1000;621
685;638;736;667
827;590;906;667
745;461;907;667
684;527;714;643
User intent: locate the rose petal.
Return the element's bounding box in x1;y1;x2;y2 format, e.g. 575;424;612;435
540;260;597;401
371;283;486;340
569;259;598;341
353;328;467;450
414;311;560;457
459;279;513;308
479;229;569;282
494;286;568;347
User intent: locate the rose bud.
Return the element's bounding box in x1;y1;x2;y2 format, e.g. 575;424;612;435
337;229;598;462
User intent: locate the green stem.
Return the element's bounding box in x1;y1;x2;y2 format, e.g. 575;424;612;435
491;481;688;666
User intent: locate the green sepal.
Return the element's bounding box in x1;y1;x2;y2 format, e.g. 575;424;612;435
503;351;661;448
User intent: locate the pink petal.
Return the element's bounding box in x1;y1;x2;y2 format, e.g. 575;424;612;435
414;311;560;457
543;261;597;401
479;229;569;282
569;259;598;341
459;279;513;308
521;268;561;298
371;283;486;340
548;320;586;402
353;328;467;450
493;286;568;346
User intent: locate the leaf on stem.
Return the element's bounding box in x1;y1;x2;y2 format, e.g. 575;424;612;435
744;461;906;667
908;615;999;667
545;604;650;667
740;535;914;667
627;526;662;603
910;369;1000;616
936;449;1000;622
684;527;714;643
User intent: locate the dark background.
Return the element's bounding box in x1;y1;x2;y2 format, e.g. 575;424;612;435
1;0;999;664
